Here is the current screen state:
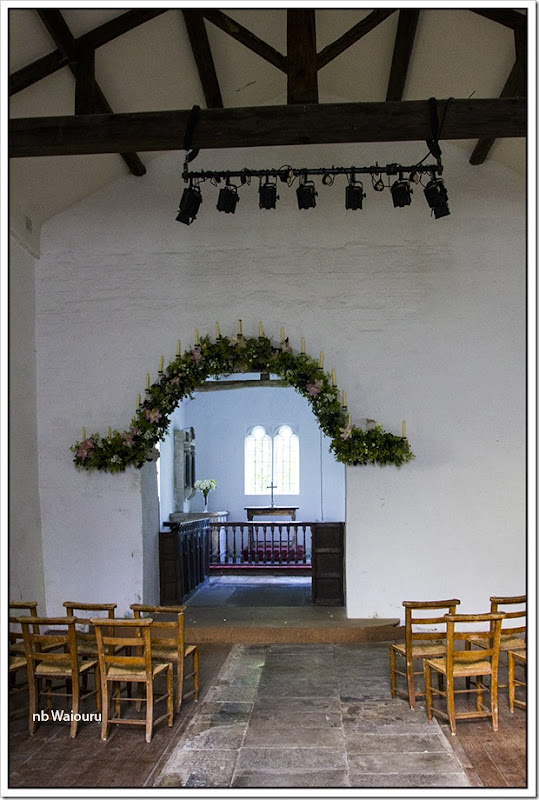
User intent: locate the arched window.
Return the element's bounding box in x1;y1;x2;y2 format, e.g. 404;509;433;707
244;424;299;495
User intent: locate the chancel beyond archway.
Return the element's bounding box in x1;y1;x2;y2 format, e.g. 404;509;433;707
72;321;414;473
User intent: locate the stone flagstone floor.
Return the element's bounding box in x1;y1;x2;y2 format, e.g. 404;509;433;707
153;642;471;789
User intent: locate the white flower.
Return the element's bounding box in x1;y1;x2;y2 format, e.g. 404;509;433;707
194;479;216;492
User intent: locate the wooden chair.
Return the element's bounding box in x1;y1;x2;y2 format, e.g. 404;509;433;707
389;599;460;709
19;615;101;738
63;601;117;658
131;604;199;713
508;650;526;712
91;617;174;743
423;612;504;735
9;602;39;698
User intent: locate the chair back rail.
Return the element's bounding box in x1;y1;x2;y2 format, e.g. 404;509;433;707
445;612;505;669
489;595;526;637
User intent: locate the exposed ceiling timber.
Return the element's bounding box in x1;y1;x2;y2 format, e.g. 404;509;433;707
200;10;287;72
182;10;223;108
36;9;146;177
287;10;318;104
9;98;526;159
386;10;420;101
317;10;397;70
74;45;96;115
471;9;527;29
9;10;168;96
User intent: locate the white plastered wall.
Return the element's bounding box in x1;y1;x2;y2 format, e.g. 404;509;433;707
23;140;525;618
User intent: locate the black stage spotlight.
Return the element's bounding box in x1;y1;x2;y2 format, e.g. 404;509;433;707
259;178;278;210
296;179;317;210
390;178;412;208
216;183;239;214
345;180;366;210
176;184;202;225
424;177;450;219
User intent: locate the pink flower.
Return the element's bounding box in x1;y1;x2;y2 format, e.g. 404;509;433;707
170;376;182;386
76;438;95;460
280;340;293;353
191;347;204;362
144;408;162;423
122;426;139;448
306;379;323;397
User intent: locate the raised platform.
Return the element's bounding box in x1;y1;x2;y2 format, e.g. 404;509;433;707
183;577;404;645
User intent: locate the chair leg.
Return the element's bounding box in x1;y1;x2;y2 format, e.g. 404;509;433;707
389;647;396;699
176;660;184;714
406;656;415;709
491;671;499;731
508;652;515;713
167;665;174;727
114;682;121;718
28;677;38;735
145;679;154;743
193;648;199;702
71;677;80;738
101;680;109;741
446;677;457;735
476;675;484;713
94;666;102;713
424;662;433;722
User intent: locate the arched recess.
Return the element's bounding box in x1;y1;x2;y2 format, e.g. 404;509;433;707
71;330;414;472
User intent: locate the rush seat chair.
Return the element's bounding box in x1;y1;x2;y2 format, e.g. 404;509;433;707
92;617;174;743
389;598;461;709
423;611;504;735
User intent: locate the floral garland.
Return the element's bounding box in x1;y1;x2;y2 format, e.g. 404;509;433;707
71;333;414;473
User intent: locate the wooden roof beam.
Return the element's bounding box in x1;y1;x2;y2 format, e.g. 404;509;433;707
386;10;420;101
9;99;526;158
287;10;318;104
36;9;145;176
201;10;287;72
317;10;396;69
471;9;526;30
182;10;223;108
9;10;167;96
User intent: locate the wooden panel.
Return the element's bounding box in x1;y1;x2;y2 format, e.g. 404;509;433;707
311;522;344;606
159;519;211;604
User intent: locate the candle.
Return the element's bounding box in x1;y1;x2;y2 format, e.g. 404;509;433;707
176;339;181;355
215;322;220;338
301;337;305;353
259;321;263;337
347;413;352;426
331;370;336;386
108;426;112;438
319;351;324;368
402;420;407;437
159;356;164;372
280;327;285;342
82;427;86;441
146;373;150;390
238;319;243;335
194;329;199;345
137;393;141;409
342;390;347;407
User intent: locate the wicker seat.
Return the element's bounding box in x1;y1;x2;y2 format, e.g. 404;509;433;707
63;601;117;658
19;615;101;737
92;617;174;743
131;604;199;713
424;612;504;735
389;599;460;709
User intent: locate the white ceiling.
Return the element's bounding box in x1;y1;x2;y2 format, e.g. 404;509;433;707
7;5;527;233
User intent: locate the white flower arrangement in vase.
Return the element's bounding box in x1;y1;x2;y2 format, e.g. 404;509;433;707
194;479;217;511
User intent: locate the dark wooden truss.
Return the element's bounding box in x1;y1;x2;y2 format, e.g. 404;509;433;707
9;8;527;174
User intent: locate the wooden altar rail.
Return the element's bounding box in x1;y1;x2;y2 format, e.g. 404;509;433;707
209;521;313;566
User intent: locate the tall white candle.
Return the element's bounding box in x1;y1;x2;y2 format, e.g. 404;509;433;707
402;420;407;437
301;337;305;353
259;321;263;337
108;426;112;438
194;329;199;345
238;319;243;335
280;327;285;342
331;370;336;386
215;322;220;338
176;339;181;355
159;356;164;372
319;351;324;368
137;393;141;409
146;373;150;390
82;427;86;440
342;390;347;407
347;413;352;426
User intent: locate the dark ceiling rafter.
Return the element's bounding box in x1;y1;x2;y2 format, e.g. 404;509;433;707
9;98;526;158
9;9;168;96
287;9;318;104
385;9;420;101
471;9;527;30
182;10;223;108
200;9;287;72
469;13;527;165
36;9;145;176
317;9;396;69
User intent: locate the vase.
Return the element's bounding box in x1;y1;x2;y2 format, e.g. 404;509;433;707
204;499;209;513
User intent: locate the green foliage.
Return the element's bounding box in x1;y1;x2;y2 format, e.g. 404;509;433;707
71;334;414;472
